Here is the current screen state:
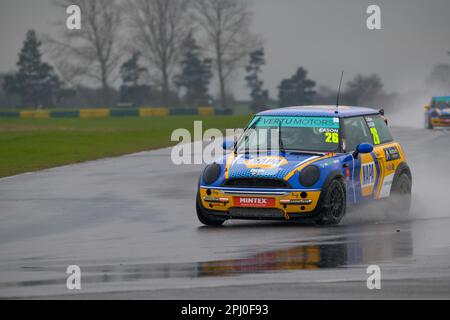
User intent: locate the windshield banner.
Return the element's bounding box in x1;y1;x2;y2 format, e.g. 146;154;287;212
251;116;340;129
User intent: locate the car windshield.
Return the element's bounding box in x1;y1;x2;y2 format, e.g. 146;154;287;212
433;98;450;109
236;116;341;153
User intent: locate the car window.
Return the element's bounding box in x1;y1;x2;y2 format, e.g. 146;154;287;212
237;116;341;153
365;115;393;145
343;117;372;152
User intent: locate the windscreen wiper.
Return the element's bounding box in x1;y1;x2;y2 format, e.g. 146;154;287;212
288;150;326;156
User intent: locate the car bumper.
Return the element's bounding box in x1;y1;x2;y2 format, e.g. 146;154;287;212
431;118;450;126
199;186;322;220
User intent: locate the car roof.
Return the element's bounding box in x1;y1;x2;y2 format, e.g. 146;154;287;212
257;105;380;118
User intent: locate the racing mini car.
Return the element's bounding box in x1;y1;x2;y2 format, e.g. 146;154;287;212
425;96;450;129
196;106;412;226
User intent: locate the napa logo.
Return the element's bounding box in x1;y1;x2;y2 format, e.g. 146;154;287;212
362;162;375;187
244;156;288;169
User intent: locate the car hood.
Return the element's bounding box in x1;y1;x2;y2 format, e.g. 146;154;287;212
435;108;450;116
227;152;324;180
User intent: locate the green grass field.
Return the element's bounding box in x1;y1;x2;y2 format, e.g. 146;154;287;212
0;116;251;178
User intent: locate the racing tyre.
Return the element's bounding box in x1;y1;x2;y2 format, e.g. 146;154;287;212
316;179;347;226
389;172;412;217
426;116;433;130
196;193;226;227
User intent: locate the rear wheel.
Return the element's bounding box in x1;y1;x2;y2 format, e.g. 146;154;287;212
316;179;347;226
388;172;412;217
196;193;226;226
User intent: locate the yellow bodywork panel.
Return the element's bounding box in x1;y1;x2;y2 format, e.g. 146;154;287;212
373;142;406;199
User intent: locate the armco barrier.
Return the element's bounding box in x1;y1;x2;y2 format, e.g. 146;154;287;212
110;109;139;117
79;109;110;118
50;111;80;118
20;110;50;119
215;109;233;116
0;107;229;119
169;108;198;116
139;108;169;117
198;107;215;116
0;111;20;118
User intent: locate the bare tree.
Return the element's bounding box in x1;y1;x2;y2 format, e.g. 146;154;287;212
344;74;384;106
427;64;450;92
46;0;123;107
193;0;260;109
126;0;192;107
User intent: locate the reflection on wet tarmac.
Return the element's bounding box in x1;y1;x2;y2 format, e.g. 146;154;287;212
0;223;413;289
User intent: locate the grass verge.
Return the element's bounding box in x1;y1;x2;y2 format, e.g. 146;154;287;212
0;115;251;178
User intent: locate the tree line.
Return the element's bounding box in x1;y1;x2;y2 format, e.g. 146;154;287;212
1;0;449;111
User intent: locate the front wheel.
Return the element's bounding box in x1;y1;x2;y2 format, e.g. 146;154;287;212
196;193;226;226
426;115;433;129
316;179;347;226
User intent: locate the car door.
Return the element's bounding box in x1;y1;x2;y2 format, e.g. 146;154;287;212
364;115;401;199
342;116;378;203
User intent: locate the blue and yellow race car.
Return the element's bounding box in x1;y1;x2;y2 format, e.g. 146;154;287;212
196;106;412;226
425;96;450;129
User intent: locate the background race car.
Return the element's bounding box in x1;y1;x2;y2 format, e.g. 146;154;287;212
425;96;450;129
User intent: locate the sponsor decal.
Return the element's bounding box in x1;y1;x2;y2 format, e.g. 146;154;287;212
319;159;340;168
318;128;339;133
386;163;395;171
362;162;375;187
249;168;282;176
252;116;340;129
233;197;275;208
244;156;288;169
384;146;400;162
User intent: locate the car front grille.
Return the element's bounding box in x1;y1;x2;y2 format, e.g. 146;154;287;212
223;178;290;189
229;208;285;219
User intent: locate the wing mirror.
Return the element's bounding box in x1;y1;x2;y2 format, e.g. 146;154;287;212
222;139;235;150
424;105;431;110
379;108;388;125
353;143;374;159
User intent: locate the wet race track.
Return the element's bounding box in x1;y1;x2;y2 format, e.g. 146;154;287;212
1;127;450;299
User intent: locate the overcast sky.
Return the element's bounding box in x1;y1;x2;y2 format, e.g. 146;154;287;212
0;0;449;99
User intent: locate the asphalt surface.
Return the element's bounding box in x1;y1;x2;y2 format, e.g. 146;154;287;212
1;127;450;299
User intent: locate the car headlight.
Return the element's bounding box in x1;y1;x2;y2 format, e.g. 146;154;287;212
431;109;439;117
202;163;221;185
299;165;320;187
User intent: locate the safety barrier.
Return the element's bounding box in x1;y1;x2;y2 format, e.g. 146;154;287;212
139;107;170;117
0;107;229;119
20;110;50;119
0;111;20;118
79;109;110;118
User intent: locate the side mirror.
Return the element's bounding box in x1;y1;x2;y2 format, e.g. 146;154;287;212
222;139;235;150
353;143;374;159
379;108;388;125
424;105;431;110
